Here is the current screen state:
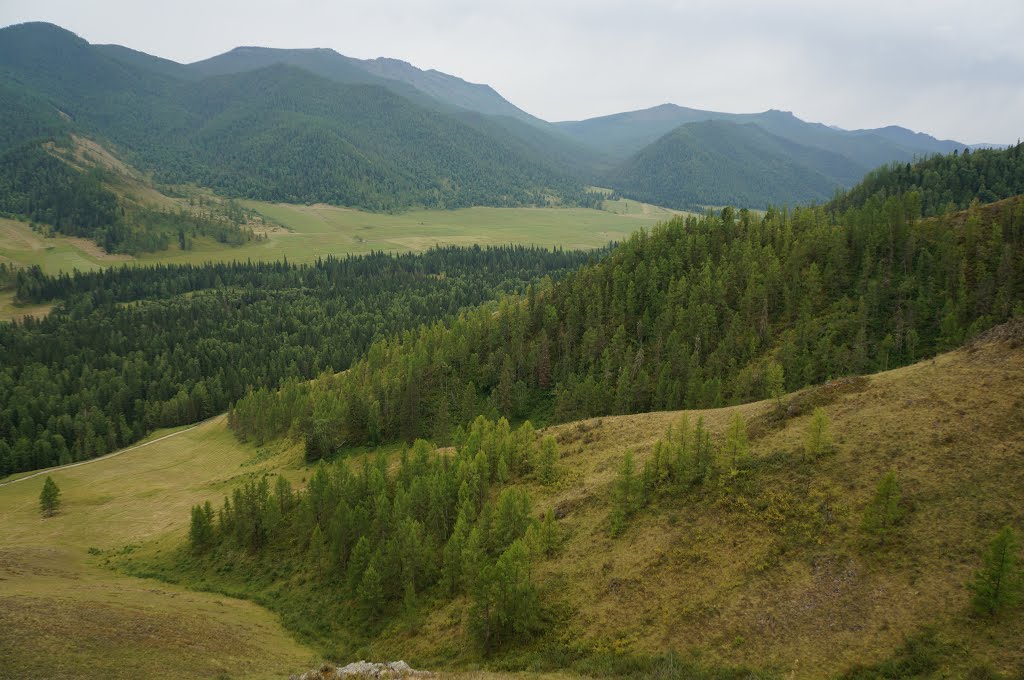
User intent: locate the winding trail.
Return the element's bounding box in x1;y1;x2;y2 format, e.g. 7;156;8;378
0;415;220;487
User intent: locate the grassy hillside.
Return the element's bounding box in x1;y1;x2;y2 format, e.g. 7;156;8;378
0;417;319;679
533;326;1023;677
100;324;1024;678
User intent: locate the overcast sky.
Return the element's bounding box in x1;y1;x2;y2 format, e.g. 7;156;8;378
2;0;1021;144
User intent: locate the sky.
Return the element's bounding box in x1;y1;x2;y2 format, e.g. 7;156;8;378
2;0;1022;144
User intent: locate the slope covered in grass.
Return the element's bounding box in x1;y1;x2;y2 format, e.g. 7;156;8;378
0;417;319;679
116;324;1024;678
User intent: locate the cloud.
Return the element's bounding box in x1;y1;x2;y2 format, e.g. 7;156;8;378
1;0;1021;143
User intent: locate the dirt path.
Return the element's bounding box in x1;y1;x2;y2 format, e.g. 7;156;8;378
0;416;221;487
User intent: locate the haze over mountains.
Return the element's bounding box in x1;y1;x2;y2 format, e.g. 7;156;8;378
0;21;994;212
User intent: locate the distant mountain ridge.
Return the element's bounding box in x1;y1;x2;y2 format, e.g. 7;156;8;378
563;104;997;208
0;22;599;211
0;20;1000;212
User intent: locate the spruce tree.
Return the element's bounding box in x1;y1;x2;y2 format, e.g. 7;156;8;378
38;476;61;517
969;526;1022;618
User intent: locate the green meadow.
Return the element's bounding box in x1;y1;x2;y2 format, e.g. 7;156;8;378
1;199;678;277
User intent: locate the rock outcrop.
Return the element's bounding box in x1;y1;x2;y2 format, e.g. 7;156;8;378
289;660;432;679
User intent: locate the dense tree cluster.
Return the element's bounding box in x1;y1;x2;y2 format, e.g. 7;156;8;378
189;417;559;649
830;143;1024;216
233;193;1024;451
0;246;597;475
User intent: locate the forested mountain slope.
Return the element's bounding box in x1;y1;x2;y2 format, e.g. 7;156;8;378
0;23;599;211
608;120;863;209
4;21;1001;214
0;246;600;475
231;185;1024;453
0;135;256;253
830;143;1024;215
561;104;991;209
557;103;973;163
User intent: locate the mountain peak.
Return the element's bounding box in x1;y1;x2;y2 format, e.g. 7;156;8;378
0;20;87;44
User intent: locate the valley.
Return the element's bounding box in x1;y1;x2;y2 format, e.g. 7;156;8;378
0;13;1021;680
2;329;1021;678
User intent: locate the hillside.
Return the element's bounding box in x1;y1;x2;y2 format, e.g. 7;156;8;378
80;323;1024;678
829;143;1024;215
557;105;990;209
0;23;598;212
3;21;1004;214
608;119;862;209
230;188;1024;454
556;104;972;163
0;134;258;253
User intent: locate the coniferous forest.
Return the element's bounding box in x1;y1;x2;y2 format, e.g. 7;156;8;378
229;189;1024;453
0;246;599;475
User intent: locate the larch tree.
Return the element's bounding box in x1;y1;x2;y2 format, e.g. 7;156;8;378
861;471;903;545
39;476;61;517
969;526;1022;618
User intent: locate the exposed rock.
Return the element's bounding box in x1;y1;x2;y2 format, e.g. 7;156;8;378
289;660;432;680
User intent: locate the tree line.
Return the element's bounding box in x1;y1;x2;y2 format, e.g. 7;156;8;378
0;245;599;476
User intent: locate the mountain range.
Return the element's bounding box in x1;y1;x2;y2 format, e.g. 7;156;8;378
0;21;997;212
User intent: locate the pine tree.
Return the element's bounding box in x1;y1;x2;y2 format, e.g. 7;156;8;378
861;471;903;545
39;476;61;517
969;526;1022;618
804;408;832;460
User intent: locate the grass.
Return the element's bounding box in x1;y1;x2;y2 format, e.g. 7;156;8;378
0;416;318;679
0;199;679;275
142;201;677;267
0;290;53;322
0;216;126;275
